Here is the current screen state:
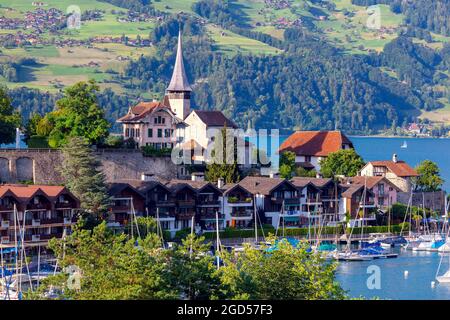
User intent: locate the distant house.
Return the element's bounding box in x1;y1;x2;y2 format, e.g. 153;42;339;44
279;131;354;172
339;183;376;227
407;123;421;135
359;154;419;192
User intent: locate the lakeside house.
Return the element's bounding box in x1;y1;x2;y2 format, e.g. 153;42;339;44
359;154;419;192
0;185;79;249
279;131;354;172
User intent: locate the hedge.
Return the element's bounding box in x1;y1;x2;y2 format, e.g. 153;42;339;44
28;135;49;148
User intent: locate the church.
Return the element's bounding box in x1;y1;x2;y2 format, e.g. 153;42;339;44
117;31;237;158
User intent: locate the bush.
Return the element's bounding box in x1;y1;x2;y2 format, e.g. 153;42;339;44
141;145;172;157
27;135;49;148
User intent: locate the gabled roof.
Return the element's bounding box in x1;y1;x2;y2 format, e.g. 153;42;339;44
0;185;78;203
107;183;145;199
117;101;178;123
164;179;222;195
191;110;237;128
340;184;374;198
290;177;333;189
238;176;296;196
279;131;353;157
366;160;418;177
167;31;192;92
115;179;172;194
346;176;401;191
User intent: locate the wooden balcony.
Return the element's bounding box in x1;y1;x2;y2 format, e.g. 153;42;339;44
177;200;195;208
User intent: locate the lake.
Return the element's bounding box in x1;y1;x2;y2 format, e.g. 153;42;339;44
336;249;450;300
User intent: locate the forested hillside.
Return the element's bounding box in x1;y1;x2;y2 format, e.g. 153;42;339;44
1;0;449;134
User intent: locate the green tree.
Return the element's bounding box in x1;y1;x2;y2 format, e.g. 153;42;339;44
219;237;346;300
296;167;317;178
165;234;226;300
320;149;365;178
23;113;42;143
29;222;175;300
414;160;444;191
279;151;296;179
43;80;110;147
0;86;21;145
205;126;240;183
59;137;110;219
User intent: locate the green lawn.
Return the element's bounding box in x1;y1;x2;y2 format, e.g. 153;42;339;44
207;24;281;56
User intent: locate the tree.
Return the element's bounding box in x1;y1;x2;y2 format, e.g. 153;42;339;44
205;126;240;183
219;236;346;300
43;80;110;147
414;160;444;191
296;167;317;178
59;137;110;220
320;149;365;178
23;113;43;143
165;234;226;300
279;151;296;179
0;86;21;145
29;222;175;300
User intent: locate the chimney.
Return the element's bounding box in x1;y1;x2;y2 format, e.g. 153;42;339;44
392;153;398;163
217;177;224;189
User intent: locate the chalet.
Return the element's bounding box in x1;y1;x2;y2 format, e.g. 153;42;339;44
359;154;419;192
339;183;376;227
221;184;254;229
279;131;354;172
234;176;300;228
0;185;79;248
107;183;146;229
345;176;401;210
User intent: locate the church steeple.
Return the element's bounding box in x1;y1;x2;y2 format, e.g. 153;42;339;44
167;30;192;92
166;30;192;120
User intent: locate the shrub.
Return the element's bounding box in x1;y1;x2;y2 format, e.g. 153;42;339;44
27;135;49;148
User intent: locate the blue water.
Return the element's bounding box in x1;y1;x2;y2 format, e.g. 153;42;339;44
336;250;450;300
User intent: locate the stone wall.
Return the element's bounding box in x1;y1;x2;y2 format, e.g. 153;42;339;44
0;149;177;184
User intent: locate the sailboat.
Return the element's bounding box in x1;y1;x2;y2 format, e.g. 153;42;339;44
401;140;408;149
435;198;450;283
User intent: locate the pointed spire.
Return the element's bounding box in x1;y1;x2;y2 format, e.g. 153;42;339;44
167;30;192;92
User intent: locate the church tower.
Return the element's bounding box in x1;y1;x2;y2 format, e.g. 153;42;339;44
166;30;192;120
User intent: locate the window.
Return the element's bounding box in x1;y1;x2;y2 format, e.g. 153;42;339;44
157;129;162;138
125;128;130;137
162;117;165;124
136;129;140;138
154;117;157;124
305;156;312;162
131;128;135;137
148;128;153;138
164;129;172;138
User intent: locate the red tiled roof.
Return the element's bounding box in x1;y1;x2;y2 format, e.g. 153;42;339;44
117;101;171;123
0;185;74;202
368;160;418;177
346;176;401;191
279;131;353;157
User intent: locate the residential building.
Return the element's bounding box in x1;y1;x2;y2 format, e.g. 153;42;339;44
117;101;180;149
359;154;419;192
339;183;376;227
107;183;146;229
345;176;400;210
0;185;79;248
279;131;354;172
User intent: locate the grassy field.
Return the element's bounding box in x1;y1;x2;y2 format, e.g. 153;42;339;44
420;101;450;125
207;24;281;56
